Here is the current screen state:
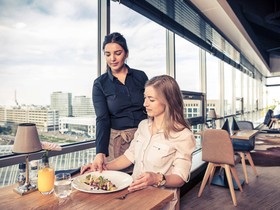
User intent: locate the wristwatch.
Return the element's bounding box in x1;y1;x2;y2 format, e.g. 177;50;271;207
156;172;166;187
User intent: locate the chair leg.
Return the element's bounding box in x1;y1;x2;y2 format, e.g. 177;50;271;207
238;152;249;184
230;167;243;192
224;165;238;206
246;152;258;177
198;163;213;197
269;119;274;129
208;165;216;185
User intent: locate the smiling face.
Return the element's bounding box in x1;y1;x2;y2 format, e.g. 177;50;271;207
104;43;128;73
144;86;166;118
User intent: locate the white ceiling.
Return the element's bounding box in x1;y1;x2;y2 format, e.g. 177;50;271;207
190;0;274;77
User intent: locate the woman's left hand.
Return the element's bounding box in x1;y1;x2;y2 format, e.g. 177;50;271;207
128;172;158;192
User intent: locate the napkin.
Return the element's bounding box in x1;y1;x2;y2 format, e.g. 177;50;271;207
41;141;62;151
55;168;81;176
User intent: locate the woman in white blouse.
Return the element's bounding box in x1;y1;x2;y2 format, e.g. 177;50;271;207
82;75;196;210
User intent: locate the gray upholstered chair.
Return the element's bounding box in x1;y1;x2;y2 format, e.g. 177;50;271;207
234;120;258;184
198;129;243;206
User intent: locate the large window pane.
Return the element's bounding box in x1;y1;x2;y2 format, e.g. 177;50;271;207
243;74;249;113
0;0;98;157
175;35;200;92
111;3;166;78
206;52;220;124
235;69;242;114
224;63;233;116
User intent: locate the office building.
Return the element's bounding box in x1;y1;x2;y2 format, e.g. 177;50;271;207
50;92;72;117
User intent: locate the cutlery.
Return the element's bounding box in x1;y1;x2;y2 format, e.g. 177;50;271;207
115;191;134;200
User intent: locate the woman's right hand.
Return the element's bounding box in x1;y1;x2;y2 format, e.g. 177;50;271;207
80;153;107;174
93;153;107;172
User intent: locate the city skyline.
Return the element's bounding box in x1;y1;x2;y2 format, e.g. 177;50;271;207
0;90;93;107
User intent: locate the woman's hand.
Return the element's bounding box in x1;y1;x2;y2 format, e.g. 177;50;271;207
128;172;159;192
80;153;107;174
80;163;95;174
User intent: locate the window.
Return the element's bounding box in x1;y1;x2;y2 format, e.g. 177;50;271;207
243;74;249;113
0;1;98;157
206;52;220;118
235;69;242;114
224;63;233;116
110;2;166;79
175;35;200;92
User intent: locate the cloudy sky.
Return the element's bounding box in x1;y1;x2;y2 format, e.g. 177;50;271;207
0;0;98;106
2;0;267;108
0;0;175;106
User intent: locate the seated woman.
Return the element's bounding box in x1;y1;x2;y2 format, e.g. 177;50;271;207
81;75;196;210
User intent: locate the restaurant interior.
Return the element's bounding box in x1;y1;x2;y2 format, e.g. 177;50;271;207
0;0;280;209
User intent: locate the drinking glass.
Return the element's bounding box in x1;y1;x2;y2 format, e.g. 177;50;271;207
54;173;72;198
38;167;55;195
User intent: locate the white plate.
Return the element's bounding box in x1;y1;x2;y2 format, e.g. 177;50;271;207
72;170;133;193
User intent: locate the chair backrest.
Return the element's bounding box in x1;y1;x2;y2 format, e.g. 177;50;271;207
236;121;254;130
264;109;273;126
202;129;235;165
233;121;255;151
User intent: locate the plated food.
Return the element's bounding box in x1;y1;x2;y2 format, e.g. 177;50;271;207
72;170;133;194
83;174;117;191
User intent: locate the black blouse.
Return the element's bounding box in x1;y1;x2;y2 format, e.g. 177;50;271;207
92;65;148;155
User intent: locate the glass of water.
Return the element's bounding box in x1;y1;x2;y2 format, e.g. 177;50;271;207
54;173;72;198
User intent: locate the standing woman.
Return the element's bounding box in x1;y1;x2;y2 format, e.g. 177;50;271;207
89;32;148;172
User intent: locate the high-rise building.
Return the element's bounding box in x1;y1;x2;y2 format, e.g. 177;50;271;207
72;96;95;117
50;92;72;117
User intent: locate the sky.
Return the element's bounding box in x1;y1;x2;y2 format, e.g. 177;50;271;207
0;0;201;106
1;0;276;107
0;0;98;106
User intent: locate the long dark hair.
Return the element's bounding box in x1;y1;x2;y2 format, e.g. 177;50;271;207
102;32;129;54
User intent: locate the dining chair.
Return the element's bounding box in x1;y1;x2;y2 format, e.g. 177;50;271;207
233;121;258;184
268;118;280;129
198;129;243;206
264;109;273;129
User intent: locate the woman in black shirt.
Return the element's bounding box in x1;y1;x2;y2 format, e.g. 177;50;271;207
89;32;148;172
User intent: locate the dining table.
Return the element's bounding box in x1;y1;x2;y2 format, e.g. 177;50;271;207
0;182;174;210
231;129;259;140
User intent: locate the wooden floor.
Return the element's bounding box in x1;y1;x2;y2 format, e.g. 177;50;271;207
180;164;280;210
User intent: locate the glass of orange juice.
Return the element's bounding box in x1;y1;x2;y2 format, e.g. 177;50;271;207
38;167;55;195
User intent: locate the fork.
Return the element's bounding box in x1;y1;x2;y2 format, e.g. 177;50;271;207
115;191;133;200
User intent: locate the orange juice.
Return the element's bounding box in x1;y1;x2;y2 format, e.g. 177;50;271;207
38;167;54;194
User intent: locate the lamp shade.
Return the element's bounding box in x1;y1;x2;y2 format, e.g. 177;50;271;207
208;109;217;119
12;123;42;154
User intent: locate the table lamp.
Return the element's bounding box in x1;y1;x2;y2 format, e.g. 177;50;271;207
208;109;217;129
12;123;42;195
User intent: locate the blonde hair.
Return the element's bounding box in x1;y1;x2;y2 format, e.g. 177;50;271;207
145;75;191;138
